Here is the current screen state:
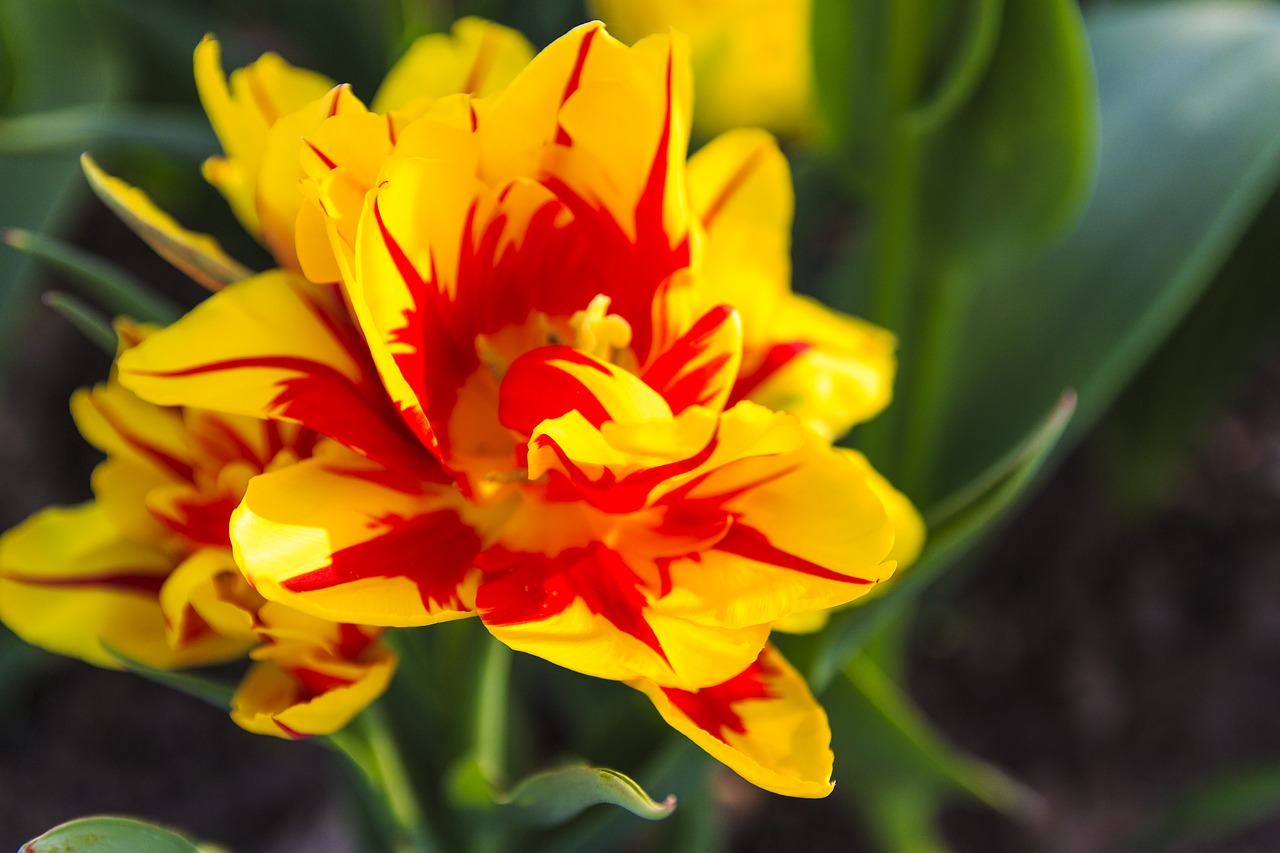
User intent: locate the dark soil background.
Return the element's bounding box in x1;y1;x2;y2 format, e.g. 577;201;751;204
2;208;1279;852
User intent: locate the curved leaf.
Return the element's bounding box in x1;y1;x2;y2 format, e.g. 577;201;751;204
498;764;676;827
927;2;1280;503
21;816;209;853
104;645;236;710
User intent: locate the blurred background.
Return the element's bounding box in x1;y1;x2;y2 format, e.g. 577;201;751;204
2;0;1280;851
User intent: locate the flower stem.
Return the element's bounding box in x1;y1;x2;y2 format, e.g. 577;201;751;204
331;704;444;853
475;638;513;789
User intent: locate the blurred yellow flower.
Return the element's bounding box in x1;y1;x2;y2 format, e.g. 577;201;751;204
591;0;815;137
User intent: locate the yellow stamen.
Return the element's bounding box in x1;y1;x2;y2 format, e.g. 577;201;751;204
570;294;632;361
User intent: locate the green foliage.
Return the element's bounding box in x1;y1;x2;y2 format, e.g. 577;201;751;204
20;816;215;853
1131;765;1280;852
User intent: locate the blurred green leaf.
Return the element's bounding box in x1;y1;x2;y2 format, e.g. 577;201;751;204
926;2;1280;505
0;106;214;155
41;291;117;353
20;816;211;853
104;645;236;710
806;391;1075;693
828;653;1035;853
0;0;129;365
497;764;676;827
1131;765;1280;853
1096;188;1280;512
3;227;182;323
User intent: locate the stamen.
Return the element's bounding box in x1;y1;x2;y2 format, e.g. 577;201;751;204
570;294;632;361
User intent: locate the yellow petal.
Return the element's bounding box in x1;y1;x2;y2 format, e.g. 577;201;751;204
0;503;226;669
591;0;815;138
117;270;431;477
159;548;261;650
81;154;253;290
232;442;494;627
373;17;534;113
230;643;396;738
631;645;833;797
194;35;334;238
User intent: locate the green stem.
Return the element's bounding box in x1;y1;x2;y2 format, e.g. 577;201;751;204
475;638;513;789
332;705;444;853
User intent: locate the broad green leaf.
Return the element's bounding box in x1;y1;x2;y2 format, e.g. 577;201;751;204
1095;190;1280;512
1131;765;1280;853
104;645;236;710
41;291;117;353
497;764;676;827
2;227;182;323
925;2;1280;505
21;816;210;853
806;391;1075;693
827;654;1034;853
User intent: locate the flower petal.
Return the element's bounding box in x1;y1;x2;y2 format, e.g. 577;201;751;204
81;154;253;290
372;17;534;113
0;503;231;669
631;645;834;797
117;270;433;478
231;643;395;739
194;36;333;237
231;442;491;627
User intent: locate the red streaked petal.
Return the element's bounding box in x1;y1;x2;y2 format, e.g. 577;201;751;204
117;270;438;480
632;645;834;797
232;442;492;627
641;305;742;415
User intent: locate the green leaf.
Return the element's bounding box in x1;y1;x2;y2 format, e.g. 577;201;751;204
497;764;676;827
2;227;182;323
41;290;117;353
0;106;214;156
925;2;1280;505
827;655;1036;853
103;645;236;710
21;816;212;853
0;0;129;363
808;391;1075;693
1131;765;1280;853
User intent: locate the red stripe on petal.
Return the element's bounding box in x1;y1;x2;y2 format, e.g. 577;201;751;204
729;342;811;404
554;27;599;146
1;570;166;597
478;543;669;664
713;523;874;585
660;652;776;743
281;510;482;613
642;305;739;414
700;143;769;229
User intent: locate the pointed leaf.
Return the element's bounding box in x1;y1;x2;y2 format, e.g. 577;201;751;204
21;816;210;853
0;106;215;156
809;391;1075;692
2;227;182;323
104;644;236;710
41;291;116;353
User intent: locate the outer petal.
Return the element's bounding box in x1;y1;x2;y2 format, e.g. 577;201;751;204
117;270;433;478
372;17;534;113
658;403;896;628
0;504;230;669
688;130;896;439
231;644;395;739
736;295;897;441
194;36;333;237
81;155;253;290
231;442;492;627
687;129;792;336
631;645;834;797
